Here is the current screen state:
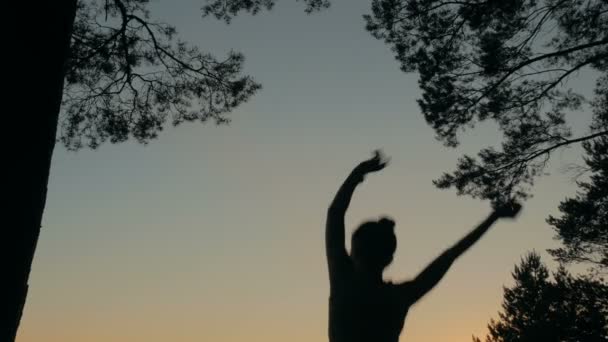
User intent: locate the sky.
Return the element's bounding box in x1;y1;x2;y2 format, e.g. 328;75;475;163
18;1;599;341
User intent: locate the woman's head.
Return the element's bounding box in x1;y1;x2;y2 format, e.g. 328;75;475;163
351;217;396;273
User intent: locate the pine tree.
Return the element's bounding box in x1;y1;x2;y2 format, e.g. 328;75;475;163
474;252;608;342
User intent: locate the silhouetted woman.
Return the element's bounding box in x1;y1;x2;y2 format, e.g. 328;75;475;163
326;150;521;342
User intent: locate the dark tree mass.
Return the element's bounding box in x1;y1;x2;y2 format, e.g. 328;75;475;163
364;0;608;270
365;0;607;203
473;252;608;342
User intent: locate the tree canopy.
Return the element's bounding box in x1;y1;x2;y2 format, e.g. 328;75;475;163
365;0;607;203
62;0;262;150
363;0;608;270
473;252;608;342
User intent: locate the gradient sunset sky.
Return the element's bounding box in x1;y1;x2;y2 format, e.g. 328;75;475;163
18;1;598;341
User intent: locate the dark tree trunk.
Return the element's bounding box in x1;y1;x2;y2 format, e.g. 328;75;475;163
3;1;78;341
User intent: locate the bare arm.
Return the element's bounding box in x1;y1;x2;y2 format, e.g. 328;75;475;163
326;151;389;281
402;204;522;304
326;170;363;263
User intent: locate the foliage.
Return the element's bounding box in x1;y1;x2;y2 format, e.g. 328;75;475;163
474;252;608;342
62;0;261;150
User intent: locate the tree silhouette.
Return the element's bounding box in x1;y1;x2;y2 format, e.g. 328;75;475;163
64;0;260;150
547;135;608;271
473;252;608;342
202;0;331;23
7;0;259;340
364;0;608;270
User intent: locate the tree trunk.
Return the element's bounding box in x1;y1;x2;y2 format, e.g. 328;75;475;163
4;1;78;341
